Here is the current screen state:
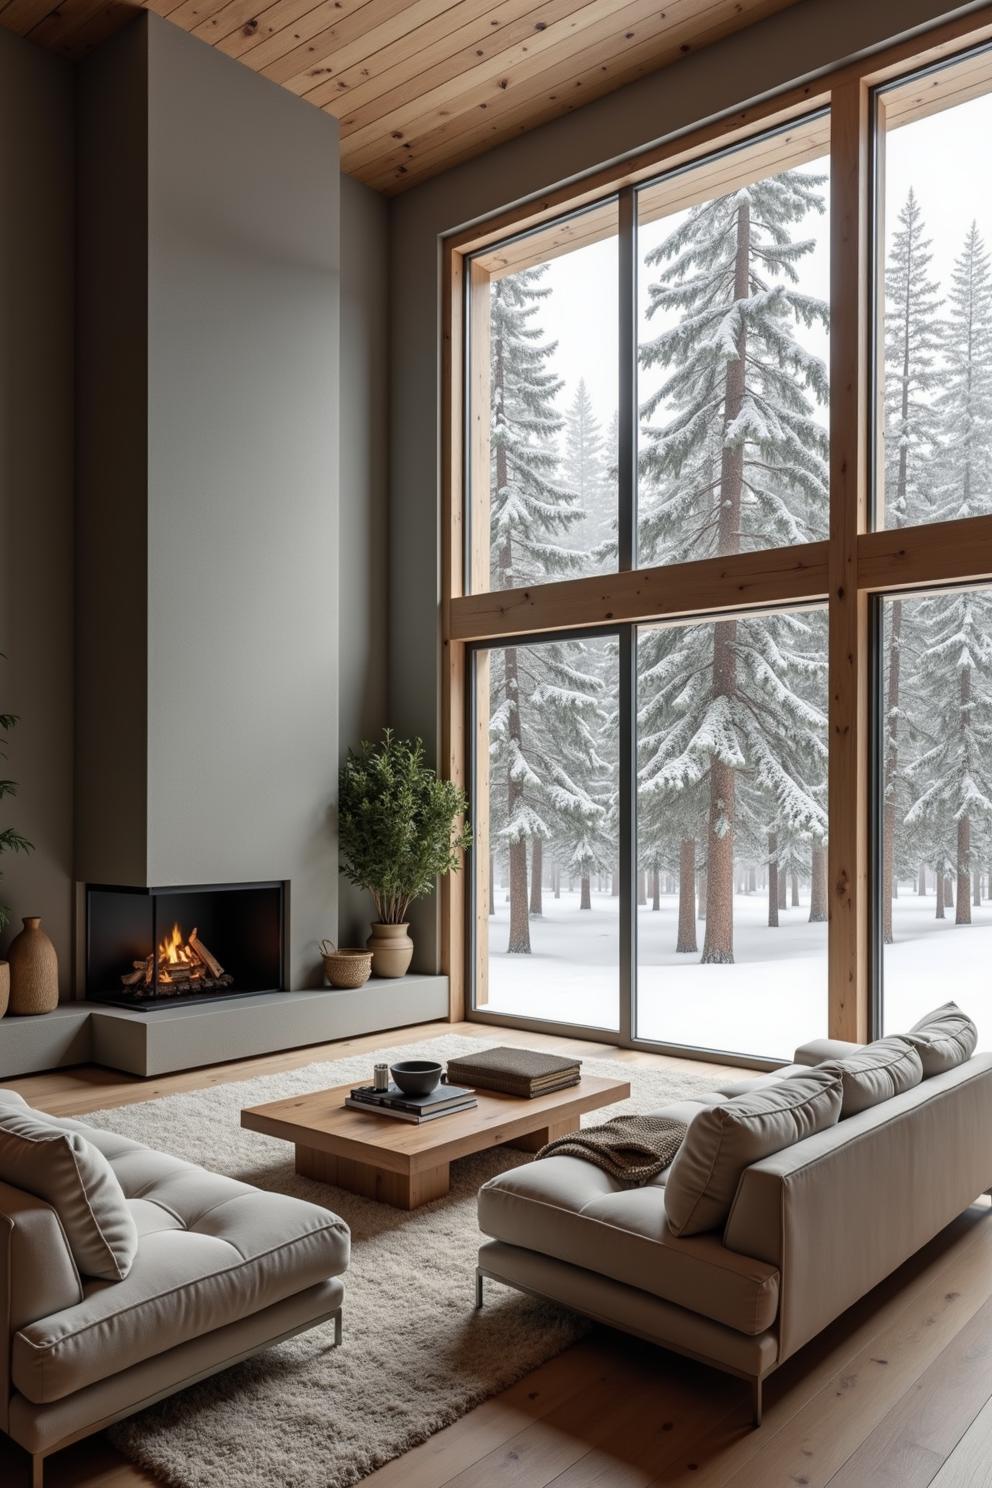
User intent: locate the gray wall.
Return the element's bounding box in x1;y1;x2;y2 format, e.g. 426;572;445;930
0;32;75;992
338;175;390;947
76;15;342;988
386;0;984;971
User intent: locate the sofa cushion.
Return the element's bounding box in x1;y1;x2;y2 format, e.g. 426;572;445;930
712;1064;807;1099
0;1105;137;1282
12;1133;350;1404
478;1150;780;1336
819;1036;923;1116
664;1068;843;1237
905;1002;978;1077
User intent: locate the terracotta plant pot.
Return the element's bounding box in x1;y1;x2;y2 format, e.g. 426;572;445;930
366;922;414;979
8;916;59;1015
0;961;9;1018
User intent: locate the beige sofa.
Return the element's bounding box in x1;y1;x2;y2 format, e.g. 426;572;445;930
0;1091;350;1486
476;1036;992;1424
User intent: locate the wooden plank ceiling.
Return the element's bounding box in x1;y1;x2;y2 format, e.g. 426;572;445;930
1;0;802;192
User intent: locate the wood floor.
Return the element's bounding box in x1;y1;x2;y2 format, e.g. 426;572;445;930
2;1021;991;1488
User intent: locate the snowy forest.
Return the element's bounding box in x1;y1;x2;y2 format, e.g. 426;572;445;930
482;151;992;1051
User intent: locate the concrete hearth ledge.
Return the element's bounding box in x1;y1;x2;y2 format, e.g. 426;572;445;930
0;978;449;1080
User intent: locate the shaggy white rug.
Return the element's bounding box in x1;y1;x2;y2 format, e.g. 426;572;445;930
80;1034;716;1488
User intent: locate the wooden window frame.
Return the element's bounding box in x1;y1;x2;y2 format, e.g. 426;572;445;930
440;6;992;1054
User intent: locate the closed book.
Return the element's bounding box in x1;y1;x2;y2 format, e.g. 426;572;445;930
344;1096;477;1124
350;1082;475;1115
451;1073;581;1099
446;1047;582;1087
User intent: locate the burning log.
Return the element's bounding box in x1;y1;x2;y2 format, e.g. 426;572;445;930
121;924;232;995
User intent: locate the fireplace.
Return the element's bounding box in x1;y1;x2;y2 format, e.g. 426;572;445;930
86;882;285;1008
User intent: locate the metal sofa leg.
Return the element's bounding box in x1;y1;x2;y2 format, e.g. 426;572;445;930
751;1376;763;1428
334;1308;343;1347
475;1270;485;1309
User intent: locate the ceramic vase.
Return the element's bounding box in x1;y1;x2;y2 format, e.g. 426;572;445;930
366;922;414;979
8;917;59;1015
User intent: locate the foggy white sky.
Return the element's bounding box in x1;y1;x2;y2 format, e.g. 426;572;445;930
529;89;992;446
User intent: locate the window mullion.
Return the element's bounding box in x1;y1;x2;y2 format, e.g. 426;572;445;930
618;185;637;573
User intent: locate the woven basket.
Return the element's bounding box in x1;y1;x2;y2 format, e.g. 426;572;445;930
319;941;373;990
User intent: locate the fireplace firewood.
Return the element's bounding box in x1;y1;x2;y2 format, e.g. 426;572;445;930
188;930;224;978
121;968;146;986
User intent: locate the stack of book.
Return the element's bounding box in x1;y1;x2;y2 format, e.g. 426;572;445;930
345;1082;477;1123
445;1047;582;1099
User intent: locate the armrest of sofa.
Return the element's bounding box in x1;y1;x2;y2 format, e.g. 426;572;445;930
725;1057;992;1364
0;1181;83;1429
793;1037;863;1066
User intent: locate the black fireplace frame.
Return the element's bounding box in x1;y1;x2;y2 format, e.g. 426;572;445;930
85;881;287;1009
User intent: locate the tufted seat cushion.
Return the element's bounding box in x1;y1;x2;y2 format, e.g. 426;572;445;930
9;1112;350;1405
478;1099;780;1337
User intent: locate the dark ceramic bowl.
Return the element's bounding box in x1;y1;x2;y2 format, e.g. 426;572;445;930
390;1060;443;1096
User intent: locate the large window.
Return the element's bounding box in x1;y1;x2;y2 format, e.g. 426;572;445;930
446;23;992;1062
878;586;992;1050
472;635;620;1032
637;609;828;1060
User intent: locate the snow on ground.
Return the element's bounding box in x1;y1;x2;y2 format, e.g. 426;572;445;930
483;888;991;1060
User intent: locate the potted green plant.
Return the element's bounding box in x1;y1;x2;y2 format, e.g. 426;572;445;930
1;698;34;1017
338;730;471;978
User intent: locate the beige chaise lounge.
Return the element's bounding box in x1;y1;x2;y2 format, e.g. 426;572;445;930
0;1090;350;1486
476;1034;992;1424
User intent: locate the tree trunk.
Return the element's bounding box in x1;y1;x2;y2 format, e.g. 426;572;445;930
936;870;945;919
651;866;660;911
777;865;788;911
611;872;619;898
791;870;800;907
677;839;698;953
698;872;707;920
747;866;757;893
768;832;779;928
918;863;926;896
946;873;954;909
957;668;972;925
637;871;647;907
580;875;592;910
553;864;561;900
529;837;543;917
975;872;982;907
882;599;903;945
489;854;495;916
809;844;827;922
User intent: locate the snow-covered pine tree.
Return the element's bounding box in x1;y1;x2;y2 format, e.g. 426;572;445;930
933;223;992;524
488;265;585;953
880;190;943;944
561;378;612;556
533;640;615;912
637;169;829;961
902;599;992;925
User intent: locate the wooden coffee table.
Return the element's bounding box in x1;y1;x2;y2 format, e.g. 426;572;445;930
241;1075;630;1209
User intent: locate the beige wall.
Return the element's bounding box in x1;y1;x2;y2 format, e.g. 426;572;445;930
385;0;983;971
0;31;75;992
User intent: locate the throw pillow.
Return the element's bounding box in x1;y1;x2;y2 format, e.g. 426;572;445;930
664;1067;842;1238
0;1105;137;1281
904;1001;978;1077
819;1035;922;1116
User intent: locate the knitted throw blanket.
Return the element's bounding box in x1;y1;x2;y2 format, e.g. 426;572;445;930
536;1114;688;1185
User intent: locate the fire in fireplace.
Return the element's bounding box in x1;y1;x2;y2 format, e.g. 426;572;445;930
121;923;235;998
86;882;285;1009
